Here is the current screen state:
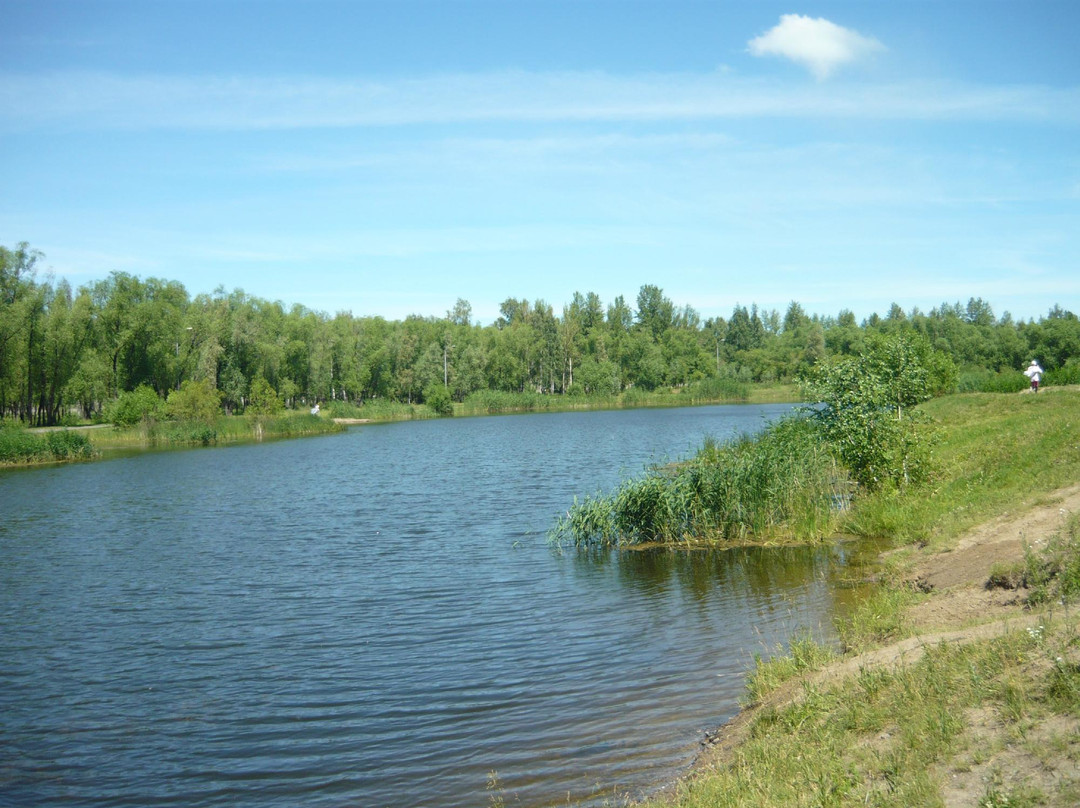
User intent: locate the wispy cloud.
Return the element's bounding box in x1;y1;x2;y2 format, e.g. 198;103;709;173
748;14;885;80
1;70;1077;132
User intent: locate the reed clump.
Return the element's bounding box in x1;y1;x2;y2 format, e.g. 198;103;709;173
0;424;96;465
551;416;843;548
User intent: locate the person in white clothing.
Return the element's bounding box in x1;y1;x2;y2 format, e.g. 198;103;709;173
1023;359;1044;392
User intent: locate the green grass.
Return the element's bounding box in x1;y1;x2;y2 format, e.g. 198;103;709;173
743;630;839;707
646;612;1080;808
843;389;1080;547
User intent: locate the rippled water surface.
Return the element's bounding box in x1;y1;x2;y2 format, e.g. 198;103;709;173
1;404;862;807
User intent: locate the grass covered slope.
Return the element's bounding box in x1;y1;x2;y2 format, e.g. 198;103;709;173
641;389;1080;808
846;389;1080;547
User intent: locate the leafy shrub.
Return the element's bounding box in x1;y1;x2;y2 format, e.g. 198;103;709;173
247;375;281;416
166;379;222;422
1045;361;1080;387
105;385;166;426
423;385;453;416
803;333;950;491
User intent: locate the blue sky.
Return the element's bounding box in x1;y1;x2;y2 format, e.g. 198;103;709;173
2;0;1078;324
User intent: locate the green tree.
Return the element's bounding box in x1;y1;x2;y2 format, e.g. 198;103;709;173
804;333;954;490
247;375;281;416
635;284;674;342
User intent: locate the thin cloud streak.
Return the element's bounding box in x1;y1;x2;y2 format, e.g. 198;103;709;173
2;70;1078;131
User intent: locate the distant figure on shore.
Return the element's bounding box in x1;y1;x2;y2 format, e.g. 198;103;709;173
1024;360;1044;393
311;403;320;415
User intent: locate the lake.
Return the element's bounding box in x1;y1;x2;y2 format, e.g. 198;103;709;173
0;404;865;807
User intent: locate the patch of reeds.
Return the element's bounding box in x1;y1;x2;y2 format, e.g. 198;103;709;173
90;412;343;450
551;416;843;548
461;390;589;414
678;376;750;403
0;426;96;465
324;399;433;421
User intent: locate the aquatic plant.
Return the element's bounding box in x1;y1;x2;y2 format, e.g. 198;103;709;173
551;415;841;548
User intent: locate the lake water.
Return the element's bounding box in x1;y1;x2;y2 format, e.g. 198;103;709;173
0;404;866;807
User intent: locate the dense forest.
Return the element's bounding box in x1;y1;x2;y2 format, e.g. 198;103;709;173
2;241;1078;426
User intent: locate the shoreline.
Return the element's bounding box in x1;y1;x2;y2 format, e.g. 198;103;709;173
656;481;1080;805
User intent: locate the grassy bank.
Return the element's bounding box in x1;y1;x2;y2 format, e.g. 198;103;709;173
844;389;1080;547
646;512;1080;808
85;412;344;452
637;389;1080;808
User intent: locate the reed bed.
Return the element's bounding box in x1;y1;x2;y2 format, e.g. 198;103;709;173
678;377;751;404
462;382;751;416
89;412;343;450
324;399;434;421
0;425;96;465
551;416;843;548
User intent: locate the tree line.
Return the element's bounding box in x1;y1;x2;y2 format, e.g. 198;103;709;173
2;241;1078;426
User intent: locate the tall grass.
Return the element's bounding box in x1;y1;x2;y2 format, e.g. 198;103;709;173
551;416;843;547
323;399;433;421
0;425;96;465
679;376;751;404
955;369;1029;393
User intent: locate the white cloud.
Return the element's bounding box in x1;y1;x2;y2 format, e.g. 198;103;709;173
748;14;885;80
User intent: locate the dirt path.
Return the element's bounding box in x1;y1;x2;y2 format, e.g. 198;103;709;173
695;483;1080;794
